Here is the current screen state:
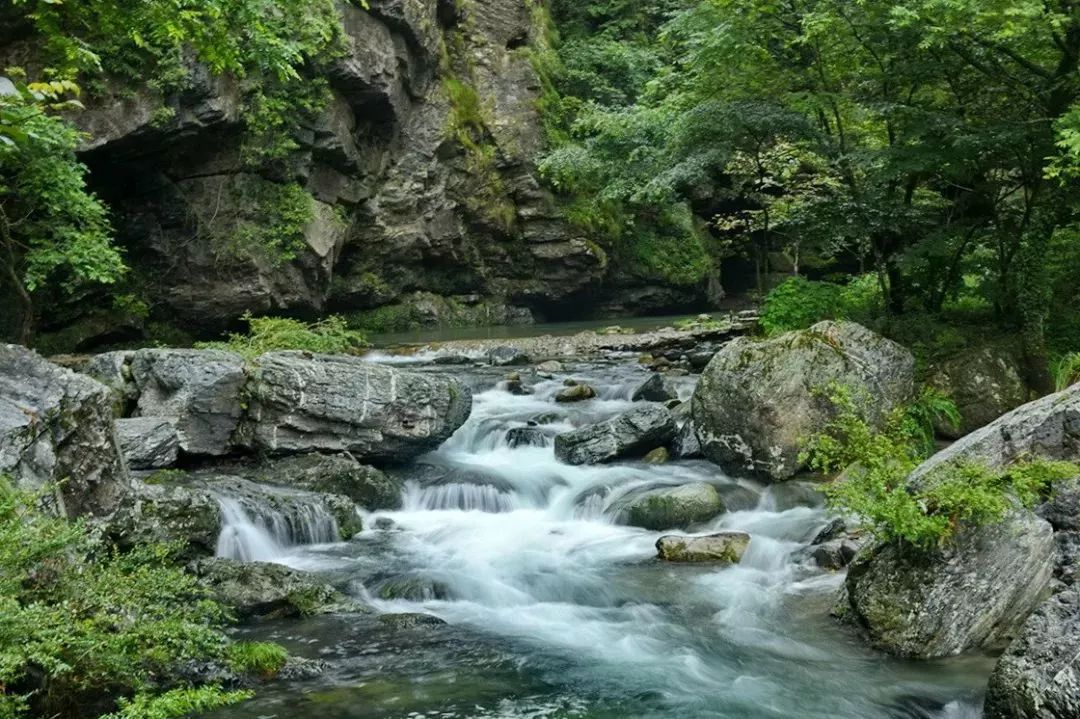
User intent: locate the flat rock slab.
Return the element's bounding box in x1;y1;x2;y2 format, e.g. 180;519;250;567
242;352;471;463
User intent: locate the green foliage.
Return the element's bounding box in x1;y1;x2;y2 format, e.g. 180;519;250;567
0;73;125;343
102;686;252;719
196;313;367;359
216;180;318;265
802;386;1078;550
224;642;288;679
443;75;516;232
760;278;843;336
0;483;244;719
1052;352;1080;392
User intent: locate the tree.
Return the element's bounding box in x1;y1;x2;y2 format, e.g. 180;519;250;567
0;73;124;344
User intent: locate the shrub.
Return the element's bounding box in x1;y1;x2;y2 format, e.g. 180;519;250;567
1052;352;1080;391
0;482;249;719
224;642;288;679
801;386;1076;550
196;313;367;359
760;277;843;335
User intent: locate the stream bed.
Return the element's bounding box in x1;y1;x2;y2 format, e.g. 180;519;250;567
203;359;994;719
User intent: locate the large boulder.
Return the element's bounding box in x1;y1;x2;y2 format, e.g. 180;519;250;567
241;352;471;463
624;482;724;530
656;531;749;563
0;344;129;518
692;321;915;480
928;345;1030;438
131;349;247;456
554;405;676;465
80;350;137;416
839;509;1055;658
984;589;1080;719
910;383;1080;485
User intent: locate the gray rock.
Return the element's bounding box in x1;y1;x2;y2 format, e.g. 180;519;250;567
189;557;361;619
536;360;563;374
632;374;677;403
373;576;451;601
928;345;1030;438
1038;476;1080;531
244;452;403;511
554;383;596;403
1055;532;1080;589
506;426;547;448
115;417;180;469
131;349;246;456
909;383;1080;485
80;350;137;416
488;346;530;366
840;509;1055;658
810;539;862;570
554;405;676;465
242;352;471;463
0;344;129;518
656;531;749;563
625;482;724;531
692;321;915;480
671;420;702;459
984;589;1080;719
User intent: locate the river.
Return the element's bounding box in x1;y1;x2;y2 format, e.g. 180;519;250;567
204;356;994;719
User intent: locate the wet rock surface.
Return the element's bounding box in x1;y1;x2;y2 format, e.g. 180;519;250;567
656;531;749;563
624;482;724;531
554;404;676;465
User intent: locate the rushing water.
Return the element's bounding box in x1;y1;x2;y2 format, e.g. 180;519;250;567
205;361;994;719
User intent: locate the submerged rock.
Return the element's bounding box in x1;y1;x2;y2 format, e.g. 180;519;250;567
115;416;179;469
0;344;129;518
984;589;1080;719
656;531;749;563
374;576;451;601
378;613;448;630
625;482;724;531
242;352;472;463
691;321;914;480
554;405;676;465
189;557;362;619
839;509;1054;658
131;348;247;456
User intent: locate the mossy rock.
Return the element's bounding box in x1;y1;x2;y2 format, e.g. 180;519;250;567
625;483;724;531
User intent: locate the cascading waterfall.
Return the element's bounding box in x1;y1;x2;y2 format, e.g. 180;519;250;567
212;363;990;719
214;495;342;562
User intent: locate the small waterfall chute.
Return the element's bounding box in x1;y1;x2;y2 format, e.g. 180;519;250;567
214;494;343;561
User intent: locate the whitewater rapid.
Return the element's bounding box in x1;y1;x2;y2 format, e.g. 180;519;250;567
212;362;991;718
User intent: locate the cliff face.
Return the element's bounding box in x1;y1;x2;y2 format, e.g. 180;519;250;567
31;0;712;343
